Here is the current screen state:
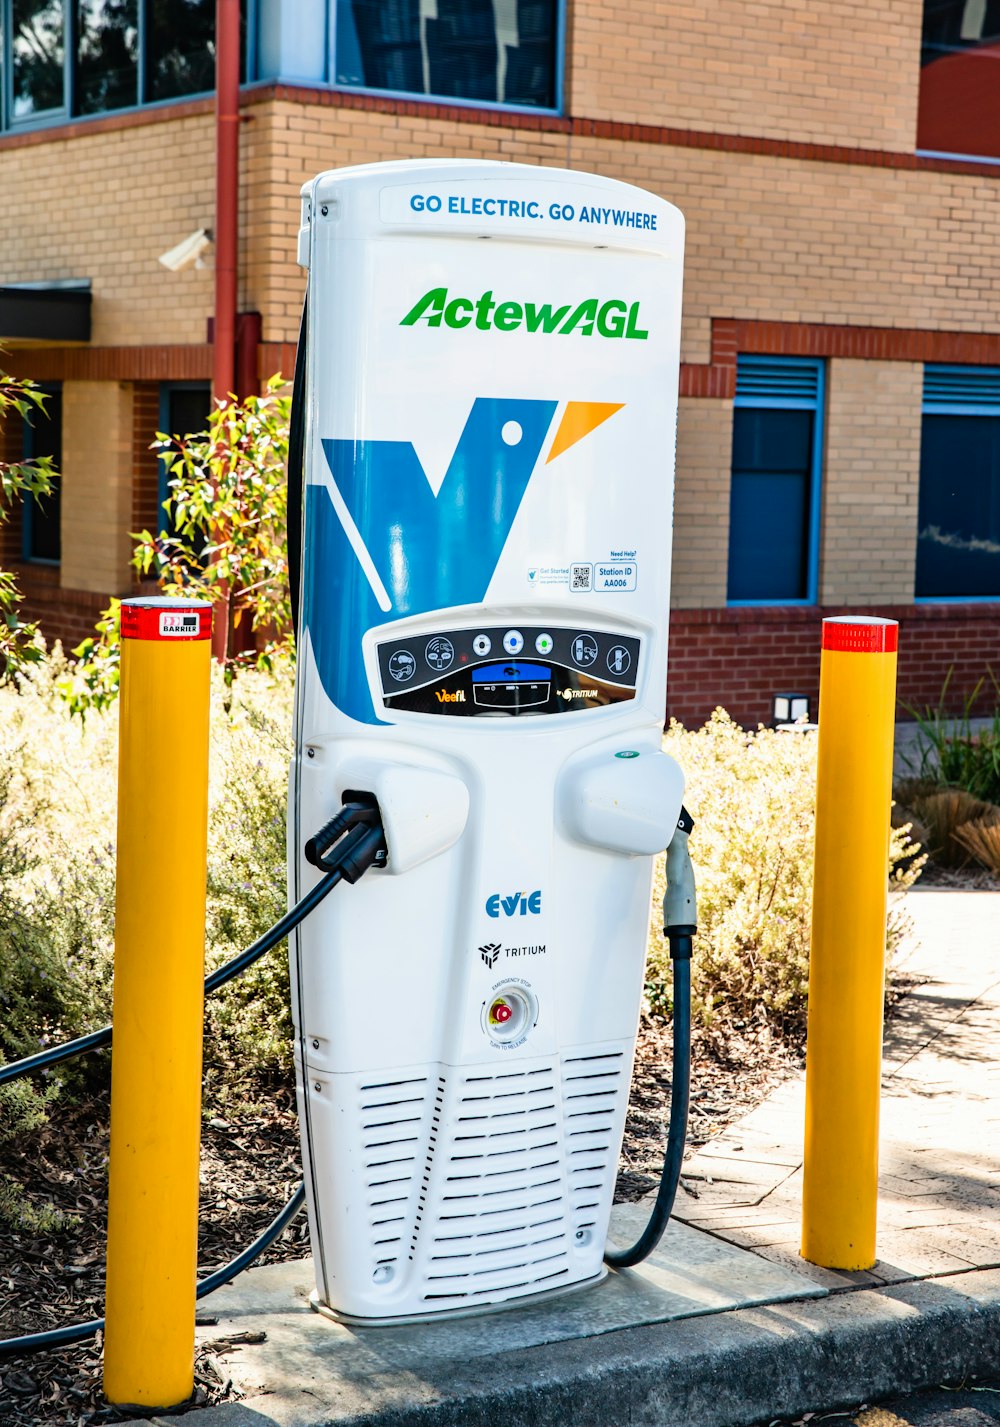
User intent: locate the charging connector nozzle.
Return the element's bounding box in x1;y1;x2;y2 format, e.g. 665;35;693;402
305;794;387;877
663;805;697;959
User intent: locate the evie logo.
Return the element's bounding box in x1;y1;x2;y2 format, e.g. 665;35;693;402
486;890;542;919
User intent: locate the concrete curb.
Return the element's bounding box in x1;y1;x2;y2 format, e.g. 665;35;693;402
131;1268;1000;1427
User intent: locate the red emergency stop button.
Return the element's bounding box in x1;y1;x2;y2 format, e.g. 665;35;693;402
482;984;537;1044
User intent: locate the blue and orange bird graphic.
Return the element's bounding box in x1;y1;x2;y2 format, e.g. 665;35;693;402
304;398;622;723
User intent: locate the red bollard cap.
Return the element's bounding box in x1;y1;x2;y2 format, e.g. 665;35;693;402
120;597;213;642
821;616;898;655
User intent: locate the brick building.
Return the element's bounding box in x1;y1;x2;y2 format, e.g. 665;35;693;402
1;0;998;724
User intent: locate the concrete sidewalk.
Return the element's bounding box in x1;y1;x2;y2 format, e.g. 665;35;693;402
125;889;1000;1427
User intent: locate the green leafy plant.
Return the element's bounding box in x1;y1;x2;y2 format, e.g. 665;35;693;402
0;371;56;676
902;668;1000;804
60;378;293;717
645;711;924;1038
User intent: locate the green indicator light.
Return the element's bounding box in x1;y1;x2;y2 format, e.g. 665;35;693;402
615;750;640;759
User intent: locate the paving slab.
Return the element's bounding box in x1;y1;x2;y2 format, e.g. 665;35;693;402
676;889;1000;1287
118;1268;1000;1427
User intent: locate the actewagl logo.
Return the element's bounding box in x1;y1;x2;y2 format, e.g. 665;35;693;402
486;890;543;919
401;288;648;341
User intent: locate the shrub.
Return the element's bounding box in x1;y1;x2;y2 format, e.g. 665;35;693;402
203;668;295;1088
902;670;1000;805
895;783;993;869
0;371;57;678
645;711;923;1038
0;659;297;1224
62;380;293;718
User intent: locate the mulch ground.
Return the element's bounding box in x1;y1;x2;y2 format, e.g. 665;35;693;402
0;1020;797;1427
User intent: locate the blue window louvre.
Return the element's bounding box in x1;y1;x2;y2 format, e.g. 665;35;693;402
21;383;62;565
726;355;824;607
916;364;1000;602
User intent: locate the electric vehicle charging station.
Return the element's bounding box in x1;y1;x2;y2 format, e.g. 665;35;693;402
289;159;687;1325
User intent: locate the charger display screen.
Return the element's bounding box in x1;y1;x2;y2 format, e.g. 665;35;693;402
376;626;640;718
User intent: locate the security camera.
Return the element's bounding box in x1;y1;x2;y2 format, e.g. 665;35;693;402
158;228;213;272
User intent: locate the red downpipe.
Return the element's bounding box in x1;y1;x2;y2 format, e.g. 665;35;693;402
212;0;240;661
213;0;240;404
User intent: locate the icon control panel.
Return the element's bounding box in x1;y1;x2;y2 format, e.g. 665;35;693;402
376;625;641;718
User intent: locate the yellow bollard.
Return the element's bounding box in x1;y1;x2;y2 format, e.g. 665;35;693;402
104;598;212;1408
801;615;898;1270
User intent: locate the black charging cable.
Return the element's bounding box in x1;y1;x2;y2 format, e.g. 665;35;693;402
0;799;385;1359
605;808;697;1270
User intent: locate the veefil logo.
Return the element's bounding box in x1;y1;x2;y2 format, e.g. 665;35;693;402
304;399;623;723
401;288;649;341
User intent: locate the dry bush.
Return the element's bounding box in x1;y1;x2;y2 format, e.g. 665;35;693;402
645;710;924;1040
907;787;995;868
953;811;1000;874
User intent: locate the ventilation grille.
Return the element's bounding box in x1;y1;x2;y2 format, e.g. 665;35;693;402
360;1074;429;1274
563;1051;626;1235
923;365;1000;411
736;356;821;403
422;1065;572;1305
411;1076;446;1258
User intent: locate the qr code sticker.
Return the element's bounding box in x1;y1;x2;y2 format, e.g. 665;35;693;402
570;563;593;591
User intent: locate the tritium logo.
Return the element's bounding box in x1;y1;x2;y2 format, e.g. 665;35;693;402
479;942;502;968
479;942;547;967
401;288;648;341
485;890;543;919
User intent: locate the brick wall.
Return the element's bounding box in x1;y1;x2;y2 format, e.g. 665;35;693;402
4;92;1000;368
672;396;732;609
239;97;1000;363
570;0;921;152
667;604;1000;729
0;109;218;346
821;359;923;605
9;569;109;652
132;382;161;536
61;381;134;593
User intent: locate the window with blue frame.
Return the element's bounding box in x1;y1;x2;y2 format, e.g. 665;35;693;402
726;356;824;605
22;384;62;564
916;366;1000;599
334;0;560;110
2;0;248;128
157;381;210;537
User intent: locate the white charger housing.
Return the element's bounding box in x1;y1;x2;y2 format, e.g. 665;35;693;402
289;159;685;1324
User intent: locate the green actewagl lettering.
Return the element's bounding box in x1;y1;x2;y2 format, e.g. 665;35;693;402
523;302;570;333
559;299;598;336
625;302;649;340
400;287;447;327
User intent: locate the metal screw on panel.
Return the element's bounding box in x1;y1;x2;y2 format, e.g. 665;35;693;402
313;1082;322;1092
320;205;329;216
307;748;315;758
312;1039;320;1049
